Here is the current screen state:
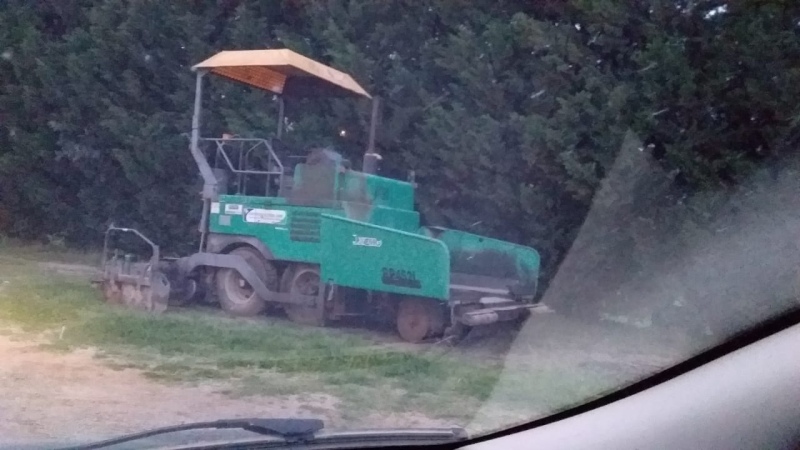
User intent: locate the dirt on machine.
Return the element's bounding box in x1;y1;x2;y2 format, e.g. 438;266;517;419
95;48;543;343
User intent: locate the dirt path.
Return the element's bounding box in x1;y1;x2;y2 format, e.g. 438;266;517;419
0;333;444;446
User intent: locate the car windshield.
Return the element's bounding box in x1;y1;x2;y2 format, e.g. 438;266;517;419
1;1;799;447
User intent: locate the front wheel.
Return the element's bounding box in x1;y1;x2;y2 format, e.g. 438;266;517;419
215;247;278;316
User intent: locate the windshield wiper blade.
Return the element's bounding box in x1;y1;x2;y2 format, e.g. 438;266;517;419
59;417;325;450
185;427;470;450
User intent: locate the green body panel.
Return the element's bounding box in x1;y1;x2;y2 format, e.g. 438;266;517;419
423;228;541;285
207;157;539;301
340;171;415;210
209;160;421;263
319;215;450;300
209;195;336;263
338;171;418;232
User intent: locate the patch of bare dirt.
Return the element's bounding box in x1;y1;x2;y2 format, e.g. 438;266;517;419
0;333;445;446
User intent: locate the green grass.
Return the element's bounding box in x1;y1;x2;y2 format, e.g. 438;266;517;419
0;246;615;425
0;252;505;420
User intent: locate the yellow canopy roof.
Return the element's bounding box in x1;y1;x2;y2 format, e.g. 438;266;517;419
192;49;371;98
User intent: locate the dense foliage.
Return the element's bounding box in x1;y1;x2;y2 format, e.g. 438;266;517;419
2;1;799;316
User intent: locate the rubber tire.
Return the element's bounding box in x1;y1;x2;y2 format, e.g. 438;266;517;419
215;247;278;316
282;264;326;327
396;297;446;343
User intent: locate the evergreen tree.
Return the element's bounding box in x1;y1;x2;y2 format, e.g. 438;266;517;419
1;0;798;298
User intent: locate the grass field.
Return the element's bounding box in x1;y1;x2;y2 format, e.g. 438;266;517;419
0;240;620;428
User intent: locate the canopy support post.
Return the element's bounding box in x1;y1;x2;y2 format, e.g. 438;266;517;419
190;71;217;251
277;96;285;139
363;97;381;174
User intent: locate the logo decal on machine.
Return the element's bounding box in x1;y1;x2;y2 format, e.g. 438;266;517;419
382;268;421;289
245;208;287;225
352;235;382;247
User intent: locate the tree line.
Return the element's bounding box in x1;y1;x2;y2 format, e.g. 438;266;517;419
1;0;799;313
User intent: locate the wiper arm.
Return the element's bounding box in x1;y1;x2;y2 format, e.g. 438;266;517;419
59;417;325;450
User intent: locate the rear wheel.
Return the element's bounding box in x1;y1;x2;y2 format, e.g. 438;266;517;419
283;264;325;326
396;297;446;343
216;247;278;316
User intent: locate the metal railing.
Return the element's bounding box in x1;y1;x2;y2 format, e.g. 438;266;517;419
101;225;161;282
200;137;286;197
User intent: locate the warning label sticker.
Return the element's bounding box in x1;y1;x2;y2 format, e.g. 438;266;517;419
224;204;243;215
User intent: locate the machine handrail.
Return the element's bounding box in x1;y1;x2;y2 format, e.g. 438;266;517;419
199;137;287;197
101;225;161;276
200;137;284;175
